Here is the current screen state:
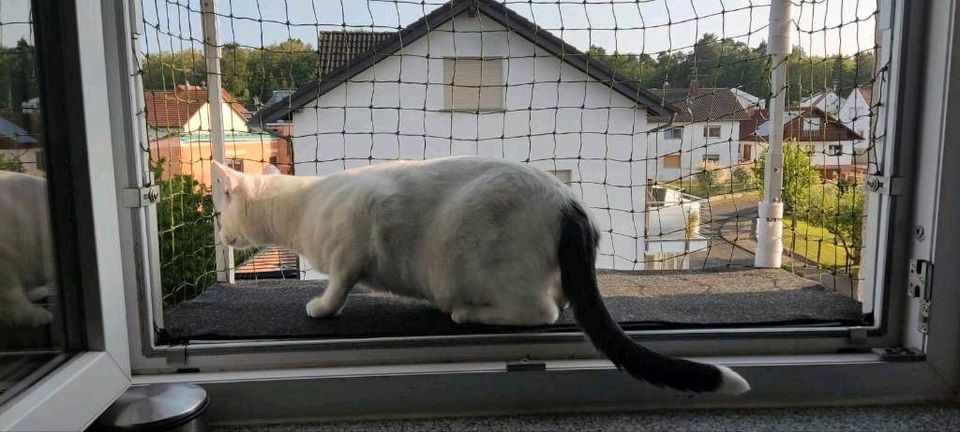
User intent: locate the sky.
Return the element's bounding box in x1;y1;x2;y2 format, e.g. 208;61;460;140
1;0;877;57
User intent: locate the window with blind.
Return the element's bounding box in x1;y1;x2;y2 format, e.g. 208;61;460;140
444;57;504;111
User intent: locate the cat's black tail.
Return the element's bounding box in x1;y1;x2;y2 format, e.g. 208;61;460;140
558;201;750;394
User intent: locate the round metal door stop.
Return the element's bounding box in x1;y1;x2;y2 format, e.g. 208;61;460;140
93;383;209;431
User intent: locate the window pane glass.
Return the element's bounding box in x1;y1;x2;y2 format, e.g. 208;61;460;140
0;1;68;405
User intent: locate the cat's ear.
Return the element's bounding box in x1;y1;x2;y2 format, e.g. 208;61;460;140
211;160;242;205
262;164;281;175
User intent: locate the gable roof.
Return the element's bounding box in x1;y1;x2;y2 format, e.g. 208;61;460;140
648;87;750;123
317;31;396;77
144;85;248;129
254;0;672;124
746;107;863;141
0;115;37;149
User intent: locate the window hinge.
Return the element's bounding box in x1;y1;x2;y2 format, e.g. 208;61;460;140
865;175;904;196
907;259;934;334
873;347;926;362
121;185;160;208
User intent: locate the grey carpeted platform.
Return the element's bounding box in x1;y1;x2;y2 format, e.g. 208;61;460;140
213;403;960;432
164;269;863;340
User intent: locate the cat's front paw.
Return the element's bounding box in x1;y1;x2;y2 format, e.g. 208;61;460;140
305;297;340;318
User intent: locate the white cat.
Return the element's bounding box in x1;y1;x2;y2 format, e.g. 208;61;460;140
211;157;749;394
0;171;55;328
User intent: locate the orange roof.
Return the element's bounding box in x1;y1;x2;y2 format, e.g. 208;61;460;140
144;84;248;128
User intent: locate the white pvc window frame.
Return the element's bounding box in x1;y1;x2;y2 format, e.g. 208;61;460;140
114;1;958;419
0;1;134;430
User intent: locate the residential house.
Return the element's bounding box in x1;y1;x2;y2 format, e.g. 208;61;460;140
731;88;765;110
800;90;843;116
0;115;42;176
839;85;873;158
256;0;707;273
648;84;751;181
145;84;292;186
743;107;864;180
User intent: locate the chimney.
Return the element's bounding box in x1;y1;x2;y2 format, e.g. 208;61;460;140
689;66;700;96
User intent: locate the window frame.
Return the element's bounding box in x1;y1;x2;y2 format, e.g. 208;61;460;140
118;0;957;417
662;153;682;169
664;127;683;140
702;154;721;163
702;125;721;138
443;56;505;112
0;1;132;430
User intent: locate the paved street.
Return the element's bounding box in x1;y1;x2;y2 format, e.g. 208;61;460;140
686;192;858;298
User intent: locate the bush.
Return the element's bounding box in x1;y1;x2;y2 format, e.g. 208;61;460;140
152;161;262;305
732;165;757;186
695;160;730;191
806;183;865;267
754;141;821;215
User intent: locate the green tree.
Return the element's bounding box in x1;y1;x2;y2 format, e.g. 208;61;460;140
754;141;821;215
152;161;217;304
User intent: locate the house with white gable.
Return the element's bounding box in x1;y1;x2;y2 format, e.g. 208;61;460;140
800;90;844;116
839;85;873;159
647;84;751;181
255;0;708;274
743;107;864;180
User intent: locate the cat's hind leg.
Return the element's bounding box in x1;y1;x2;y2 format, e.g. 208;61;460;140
26;283;56;302
0;263;53;328
451;295;560;326
306;273;361;318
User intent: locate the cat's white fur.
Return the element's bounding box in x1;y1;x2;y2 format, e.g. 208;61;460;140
212;157;570;325
0;171;55;327
210;156;750;394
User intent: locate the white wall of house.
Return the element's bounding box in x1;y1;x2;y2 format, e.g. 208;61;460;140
803;140;857;168
291;11;657;274
647;120;741;182
184;102;249;134
839;88;871;152
800;91;843;116
0;148;44;177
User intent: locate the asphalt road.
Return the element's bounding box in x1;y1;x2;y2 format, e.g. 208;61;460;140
687;193;858;298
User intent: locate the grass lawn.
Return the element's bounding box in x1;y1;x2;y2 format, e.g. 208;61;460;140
783;219;859;277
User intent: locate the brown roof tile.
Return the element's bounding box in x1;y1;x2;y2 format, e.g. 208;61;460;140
648;87;750;123
317;31;396;77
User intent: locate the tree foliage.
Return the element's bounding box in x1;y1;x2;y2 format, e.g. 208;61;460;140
141;39;318;105
589;33;876;104
0;39;38;111
754;141;821;214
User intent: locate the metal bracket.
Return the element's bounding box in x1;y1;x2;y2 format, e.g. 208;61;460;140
121;185;160;208
907;259;934;334
865;175;904;196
